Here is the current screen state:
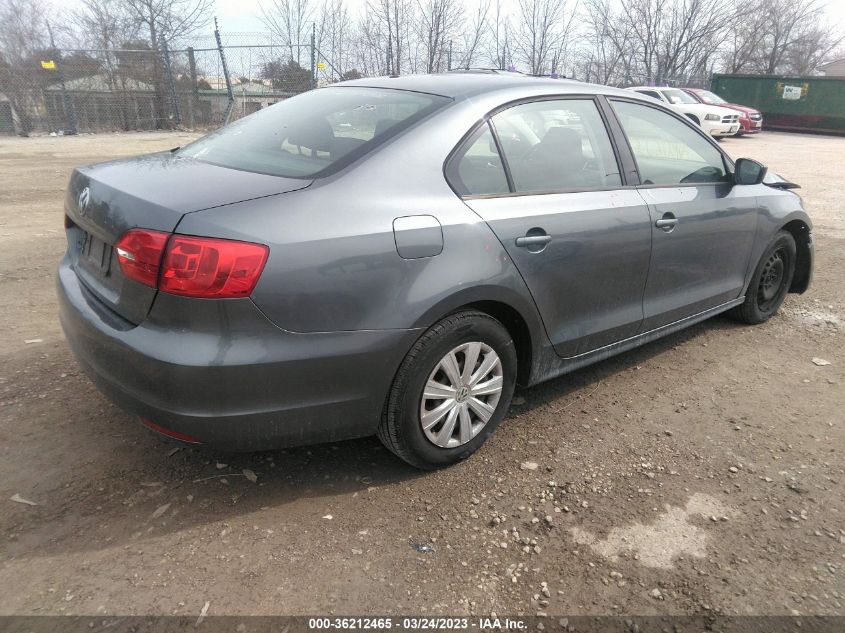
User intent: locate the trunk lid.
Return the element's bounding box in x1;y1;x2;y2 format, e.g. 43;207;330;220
64;152;311;324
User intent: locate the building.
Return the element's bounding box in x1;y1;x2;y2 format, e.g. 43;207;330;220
819;58;845;78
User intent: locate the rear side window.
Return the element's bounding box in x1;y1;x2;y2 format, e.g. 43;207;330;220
491;99;622;193
179;87;449;178
611;100;728;186
446;123;510;196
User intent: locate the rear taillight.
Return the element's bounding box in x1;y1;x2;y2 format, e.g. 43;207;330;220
116;229;170;287
114;229;268;299
159;235;269;298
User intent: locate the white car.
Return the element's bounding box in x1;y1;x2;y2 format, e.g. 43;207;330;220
626;86;740;137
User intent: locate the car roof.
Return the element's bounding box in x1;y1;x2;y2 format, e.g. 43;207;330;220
336;72;638;101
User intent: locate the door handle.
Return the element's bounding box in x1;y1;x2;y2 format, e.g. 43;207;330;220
655;213;678;232
515;235;552;248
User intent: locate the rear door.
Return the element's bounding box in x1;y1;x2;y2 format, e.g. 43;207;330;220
453;97;653;358
608;98;759;330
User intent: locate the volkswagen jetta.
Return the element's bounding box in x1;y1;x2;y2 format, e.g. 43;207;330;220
58;72;813;469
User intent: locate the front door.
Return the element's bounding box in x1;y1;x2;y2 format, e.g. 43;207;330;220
453;98;653;358
609;99;759;330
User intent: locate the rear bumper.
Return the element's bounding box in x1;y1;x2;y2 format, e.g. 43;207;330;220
57;256;420;451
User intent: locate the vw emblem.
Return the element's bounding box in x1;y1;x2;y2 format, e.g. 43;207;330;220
456;385;470;403
77;187;90;215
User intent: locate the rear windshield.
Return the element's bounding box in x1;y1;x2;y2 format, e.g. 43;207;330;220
178;87;450;178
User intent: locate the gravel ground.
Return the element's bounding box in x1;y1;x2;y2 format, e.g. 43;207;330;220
0;130;843;618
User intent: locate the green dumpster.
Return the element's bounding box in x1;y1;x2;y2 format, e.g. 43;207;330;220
711;74;845;134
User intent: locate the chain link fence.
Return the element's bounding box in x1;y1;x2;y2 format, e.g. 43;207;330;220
0;26;718;137
0;28;317;136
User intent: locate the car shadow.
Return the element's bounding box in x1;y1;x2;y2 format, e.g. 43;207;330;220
5;314;746;562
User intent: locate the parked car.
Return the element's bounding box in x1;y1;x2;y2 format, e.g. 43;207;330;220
627;86;740;137
58;73;813;469
682;88;763;135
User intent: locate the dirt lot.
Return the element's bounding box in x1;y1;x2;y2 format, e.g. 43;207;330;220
0;130;843;619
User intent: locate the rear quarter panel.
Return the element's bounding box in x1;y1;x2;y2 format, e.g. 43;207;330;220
174;94;547;339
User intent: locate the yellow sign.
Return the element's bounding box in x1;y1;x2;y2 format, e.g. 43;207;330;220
40;60;56;70
316;62;327;70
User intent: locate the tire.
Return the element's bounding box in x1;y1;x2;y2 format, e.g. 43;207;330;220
377;310;517;469
729;230;796;324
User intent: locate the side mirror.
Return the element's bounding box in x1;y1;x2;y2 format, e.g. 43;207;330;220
734;158;768;185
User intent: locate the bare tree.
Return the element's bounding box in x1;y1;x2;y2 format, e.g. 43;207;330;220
580;0;635;84
513;0;565;75
0;0;50;133
721;0;841;74
722;0;767;72
611;0;736;84
119;0;211;127
363;0;414;74
0;0;47;57
74;0;137;49
416;0;463;72
781;23;844;75
456;0;489;69
487;0;512;69
123;0;212;49
758;0;832;74
261;0;313;66
548;0;579;76
315;0;353;79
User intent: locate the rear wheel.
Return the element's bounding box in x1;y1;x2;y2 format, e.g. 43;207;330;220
377;310;517;469
730;230;796;324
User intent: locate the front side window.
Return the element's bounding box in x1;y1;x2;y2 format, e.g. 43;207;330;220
179;87;450;178
611;100;729;186
490;99;622;193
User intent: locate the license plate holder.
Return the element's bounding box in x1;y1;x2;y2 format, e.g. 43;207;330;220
82;232;113;274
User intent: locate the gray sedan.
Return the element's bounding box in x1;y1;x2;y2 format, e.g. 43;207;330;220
57;73;813;469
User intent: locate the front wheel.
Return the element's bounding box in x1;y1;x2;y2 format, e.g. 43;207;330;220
729;230;796;324
377;310;517;469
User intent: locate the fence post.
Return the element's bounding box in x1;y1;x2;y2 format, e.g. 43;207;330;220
187;46;198;128
447;41;452;71
162;40;182;127
310;23;317;89
47;22;77;135
214;17;235;125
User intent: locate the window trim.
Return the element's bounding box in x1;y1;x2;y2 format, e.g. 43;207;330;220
444;94;630;200
605;96;736;191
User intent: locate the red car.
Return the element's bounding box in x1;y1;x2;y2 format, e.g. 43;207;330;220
682;88;763;135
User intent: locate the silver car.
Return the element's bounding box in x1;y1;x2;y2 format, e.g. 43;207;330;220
57;72;813;469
